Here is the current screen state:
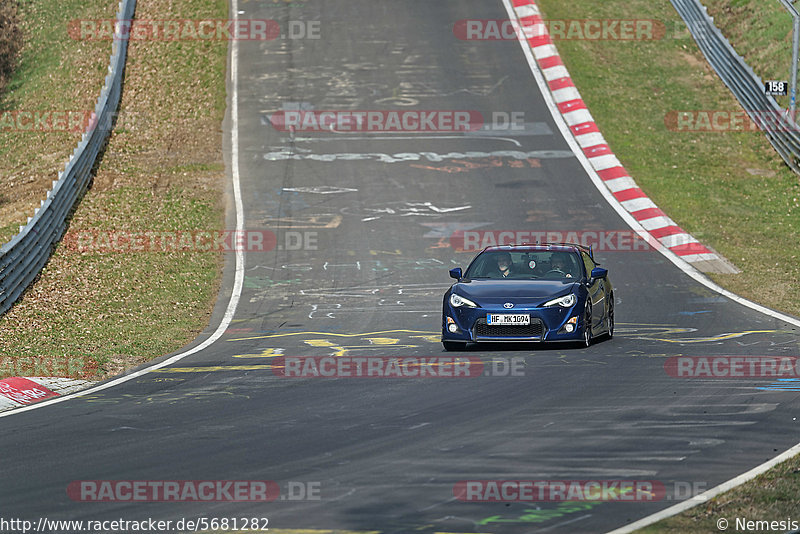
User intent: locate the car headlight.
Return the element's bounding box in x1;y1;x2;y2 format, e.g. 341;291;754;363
450;293;478;308
543;293;577;308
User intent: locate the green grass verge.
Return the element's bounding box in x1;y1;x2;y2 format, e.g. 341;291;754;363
534;0;800;531
0;0;228;379
0;0;117;243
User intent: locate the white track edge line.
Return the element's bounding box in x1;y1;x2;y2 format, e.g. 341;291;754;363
0;0;245;419
498;0;800;531
606;441;800;533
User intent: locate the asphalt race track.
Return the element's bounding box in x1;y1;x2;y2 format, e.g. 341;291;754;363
2;1;800;533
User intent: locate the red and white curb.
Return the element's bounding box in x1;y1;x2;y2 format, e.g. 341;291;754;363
509;0;736;273
0;377;95;412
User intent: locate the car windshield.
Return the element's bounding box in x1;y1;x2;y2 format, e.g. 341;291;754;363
464;250;582;280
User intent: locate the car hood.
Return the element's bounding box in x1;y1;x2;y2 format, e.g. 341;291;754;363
452;279;580;305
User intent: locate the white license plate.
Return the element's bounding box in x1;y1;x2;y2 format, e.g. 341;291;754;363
487;314;530;326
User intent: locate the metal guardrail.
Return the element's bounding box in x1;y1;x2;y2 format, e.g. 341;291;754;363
671;0;800;174
0;0;136;315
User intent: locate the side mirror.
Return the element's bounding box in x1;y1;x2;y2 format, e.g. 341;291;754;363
449;267;463;280
590;267;608;280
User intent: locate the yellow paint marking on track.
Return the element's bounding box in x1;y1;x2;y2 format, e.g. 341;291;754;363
232;348;285;359
617;322;679;326
304;342;420;356
331;345;418;352
303;340;340;350
649;330;778;343
615;326;695;335
366;338;400;345
153;365;273;373
426;238;452;250
149;377;184;382
233;345;424;359
153;356;479;375
229;330;438;342
303;339;347;356
410;335;441;343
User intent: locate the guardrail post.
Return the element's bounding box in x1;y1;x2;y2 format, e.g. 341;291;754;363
778;0;799;121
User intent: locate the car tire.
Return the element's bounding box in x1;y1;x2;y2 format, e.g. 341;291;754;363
605;294;614;340
442;341;467;352
581;302;592;348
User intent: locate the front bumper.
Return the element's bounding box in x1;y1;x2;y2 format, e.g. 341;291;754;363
442;302;586;343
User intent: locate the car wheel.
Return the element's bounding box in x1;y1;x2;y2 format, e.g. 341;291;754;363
582;303;592;348
443;341;467;352
605;294;614;340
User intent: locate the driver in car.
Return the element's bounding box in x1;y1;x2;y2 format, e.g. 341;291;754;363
489;252;515;278
549;254;574;278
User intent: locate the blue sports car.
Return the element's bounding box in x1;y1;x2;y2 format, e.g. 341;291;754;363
442;243;614;350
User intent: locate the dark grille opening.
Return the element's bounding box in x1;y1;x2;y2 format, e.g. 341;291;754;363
474;318;544;339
